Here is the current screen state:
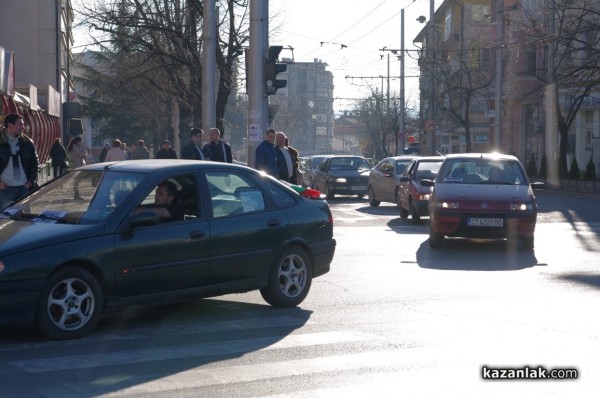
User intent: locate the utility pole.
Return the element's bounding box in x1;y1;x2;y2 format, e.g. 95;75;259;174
246;0;269;167
493;0;504;151
202;0;216;131
429;0;436;155
400;8;405;155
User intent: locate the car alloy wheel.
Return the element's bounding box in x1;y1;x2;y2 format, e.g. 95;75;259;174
260;246;313;307
36;267;104;339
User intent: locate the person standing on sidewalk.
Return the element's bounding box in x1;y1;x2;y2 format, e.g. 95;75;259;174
50;137;68;177
203;128;232;163
0;113;40;209
254;129;278;177
181;128;207;160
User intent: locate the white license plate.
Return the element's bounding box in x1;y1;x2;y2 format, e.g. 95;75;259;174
350;186;367;191
468;218;503;227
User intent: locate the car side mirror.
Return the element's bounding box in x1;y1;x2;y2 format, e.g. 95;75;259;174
399;176;409;182
530;181;545;190
420;179;434;187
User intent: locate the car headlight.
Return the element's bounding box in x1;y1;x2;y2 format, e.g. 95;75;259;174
510;203;532;211
335;177;347;183
435;201;459;209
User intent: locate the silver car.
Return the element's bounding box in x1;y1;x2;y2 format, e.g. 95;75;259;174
367;156;420;206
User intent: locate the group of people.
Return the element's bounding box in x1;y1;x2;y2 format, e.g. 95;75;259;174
97;139;150;163
156;127;233;163
255;129;302;184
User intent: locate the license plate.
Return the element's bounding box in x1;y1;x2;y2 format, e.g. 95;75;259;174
467;218;503;227
350;186;367;191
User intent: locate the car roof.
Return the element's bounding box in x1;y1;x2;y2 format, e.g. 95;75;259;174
78;159;250;173
442;153;518;161
414;156;445;162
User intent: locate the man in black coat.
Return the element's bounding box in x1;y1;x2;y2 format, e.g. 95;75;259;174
0;113;39;209
203;128;232;163
156;140;178;159
180;128;207;160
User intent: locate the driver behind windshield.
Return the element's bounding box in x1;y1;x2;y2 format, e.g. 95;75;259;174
135;181;184;221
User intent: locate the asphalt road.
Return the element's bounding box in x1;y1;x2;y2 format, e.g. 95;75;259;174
0;190;599;397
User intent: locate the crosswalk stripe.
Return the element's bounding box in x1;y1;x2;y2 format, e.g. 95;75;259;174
9;330;374;373
67;350;412;397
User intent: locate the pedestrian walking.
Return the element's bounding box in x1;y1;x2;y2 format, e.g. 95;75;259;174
50;137;68;177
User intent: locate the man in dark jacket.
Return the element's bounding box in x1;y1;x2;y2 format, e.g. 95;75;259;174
0;113;39;209
156;140;178;159
50;137;68;177
254;129;278;177
180;128;207;160
203;128;232;163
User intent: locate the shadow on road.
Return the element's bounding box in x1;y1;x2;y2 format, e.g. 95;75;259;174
0;297;313;398
556;273;600;292
415;238;541;271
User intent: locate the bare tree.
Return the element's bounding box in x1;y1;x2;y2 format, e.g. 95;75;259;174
512;0;600;177
435;38;494;153
74;0;249;146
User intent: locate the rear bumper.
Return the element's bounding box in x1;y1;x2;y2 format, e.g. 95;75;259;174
308;238;336;278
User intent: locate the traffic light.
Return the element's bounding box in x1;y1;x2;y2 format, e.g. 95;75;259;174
265;45;287;96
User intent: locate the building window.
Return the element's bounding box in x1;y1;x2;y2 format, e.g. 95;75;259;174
586;110;594;124
472;4;491;24
526;46;537;76
444;9;453;41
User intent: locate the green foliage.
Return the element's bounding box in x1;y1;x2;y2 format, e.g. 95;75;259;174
584;157;597;181
525;153;538;178
539;154;547;179
568;157;581;180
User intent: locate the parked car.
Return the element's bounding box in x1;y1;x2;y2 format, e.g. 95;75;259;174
0;160;336;339
398;156;444;223
313;155;372;199
301;155;333;188
368;156;420;207
421;153;545;249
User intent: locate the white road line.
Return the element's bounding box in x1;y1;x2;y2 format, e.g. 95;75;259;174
9;330;374;373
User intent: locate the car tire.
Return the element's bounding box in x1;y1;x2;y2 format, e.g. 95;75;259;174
521;237;534;250
368;187;380;207
325;183;335;200
260;246;313;307
410;198;421;224
36;267;104;340
429;231;444;248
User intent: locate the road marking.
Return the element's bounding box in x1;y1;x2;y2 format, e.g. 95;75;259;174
9;330;374;373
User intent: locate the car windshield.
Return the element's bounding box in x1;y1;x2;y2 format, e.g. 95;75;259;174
329;157;371;171
2;170;145;225
440;159;527;185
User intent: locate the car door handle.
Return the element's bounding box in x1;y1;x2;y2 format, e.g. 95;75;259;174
267;219;281;228
189;230;206;239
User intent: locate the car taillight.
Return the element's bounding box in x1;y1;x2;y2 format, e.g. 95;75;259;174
300;188;322;199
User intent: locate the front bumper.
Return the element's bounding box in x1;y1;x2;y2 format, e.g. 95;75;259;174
430;210;537;239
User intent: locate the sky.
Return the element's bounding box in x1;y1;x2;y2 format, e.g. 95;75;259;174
73;0;443;115
270;0;443;114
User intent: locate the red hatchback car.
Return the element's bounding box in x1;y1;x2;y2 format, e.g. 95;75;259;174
421;153;545;249
398;157;444;223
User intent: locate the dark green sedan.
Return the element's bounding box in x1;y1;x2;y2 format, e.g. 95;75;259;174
0;160;335;339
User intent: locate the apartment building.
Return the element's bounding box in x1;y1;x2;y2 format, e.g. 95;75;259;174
269;59;335;156
414;0;600;176
0;0;79;140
